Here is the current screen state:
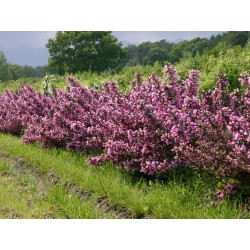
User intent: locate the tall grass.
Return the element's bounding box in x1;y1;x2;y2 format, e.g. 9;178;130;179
0;133;248;219
0;156;116;219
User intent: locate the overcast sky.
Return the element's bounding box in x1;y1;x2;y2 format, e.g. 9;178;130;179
0;31;224;67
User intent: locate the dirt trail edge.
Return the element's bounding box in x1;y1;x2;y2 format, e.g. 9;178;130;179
0;151;138;219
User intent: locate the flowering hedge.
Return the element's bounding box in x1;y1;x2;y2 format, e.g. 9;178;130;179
0;65;249;184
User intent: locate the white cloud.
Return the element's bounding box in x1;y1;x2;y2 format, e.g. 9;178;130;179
112;31;224;44
0;31;56;49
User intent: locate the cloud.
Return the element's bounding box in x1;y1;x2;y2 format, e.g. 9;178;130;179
0;31;56;49
4;46;50;67
112;31;224;45
0;31;56;67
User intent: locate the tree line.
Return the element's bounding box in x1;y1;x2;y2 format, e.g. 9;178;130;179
0;51;54;81
119;31;250;68
46;31;250;74
0;31;249;81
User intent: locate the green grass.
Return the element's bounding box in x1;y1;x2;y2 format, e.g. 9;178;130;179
0;157;116;219
0;133;249;219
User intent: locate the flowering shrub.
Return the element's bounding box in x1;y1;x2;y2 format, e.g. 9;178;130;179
0;90;21;134
23;76;104;151
0;65;249;188
177;74;250;180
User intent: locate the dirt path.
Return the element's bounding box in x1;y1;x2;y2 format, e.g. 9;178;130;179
0;151;133;219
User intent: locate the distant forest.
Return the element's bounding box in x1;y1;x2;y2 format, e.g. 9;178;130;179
118;31;250;68
0;31;249;81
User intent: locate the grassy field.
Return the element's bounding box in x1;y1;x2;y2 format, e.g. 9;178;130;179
0;154;121;219
0;133;249;219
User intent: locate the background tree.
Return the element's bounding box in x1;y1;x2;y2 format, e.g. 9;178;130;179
0;51;11;81
168;37;211;62
221;31;250;47
142;47;169;65
118;44;140;67
46;31;126;74
8;64;25;80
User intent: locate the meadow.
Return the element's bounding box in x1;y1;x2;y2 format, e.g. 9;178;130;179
0;133;248;219
0;63;249;219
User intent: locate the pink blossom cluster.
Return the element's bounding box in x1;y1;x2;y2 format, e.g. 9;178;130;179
217;182;237;200
0;65;249;183
178;74;250;179
0;90;21;134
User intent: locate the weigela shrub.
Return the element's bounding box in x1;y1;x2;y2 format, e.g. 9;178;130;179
0;66;249;184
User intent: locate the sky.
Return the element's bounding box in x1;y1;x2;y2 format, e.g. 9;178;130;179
0;31;224;67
